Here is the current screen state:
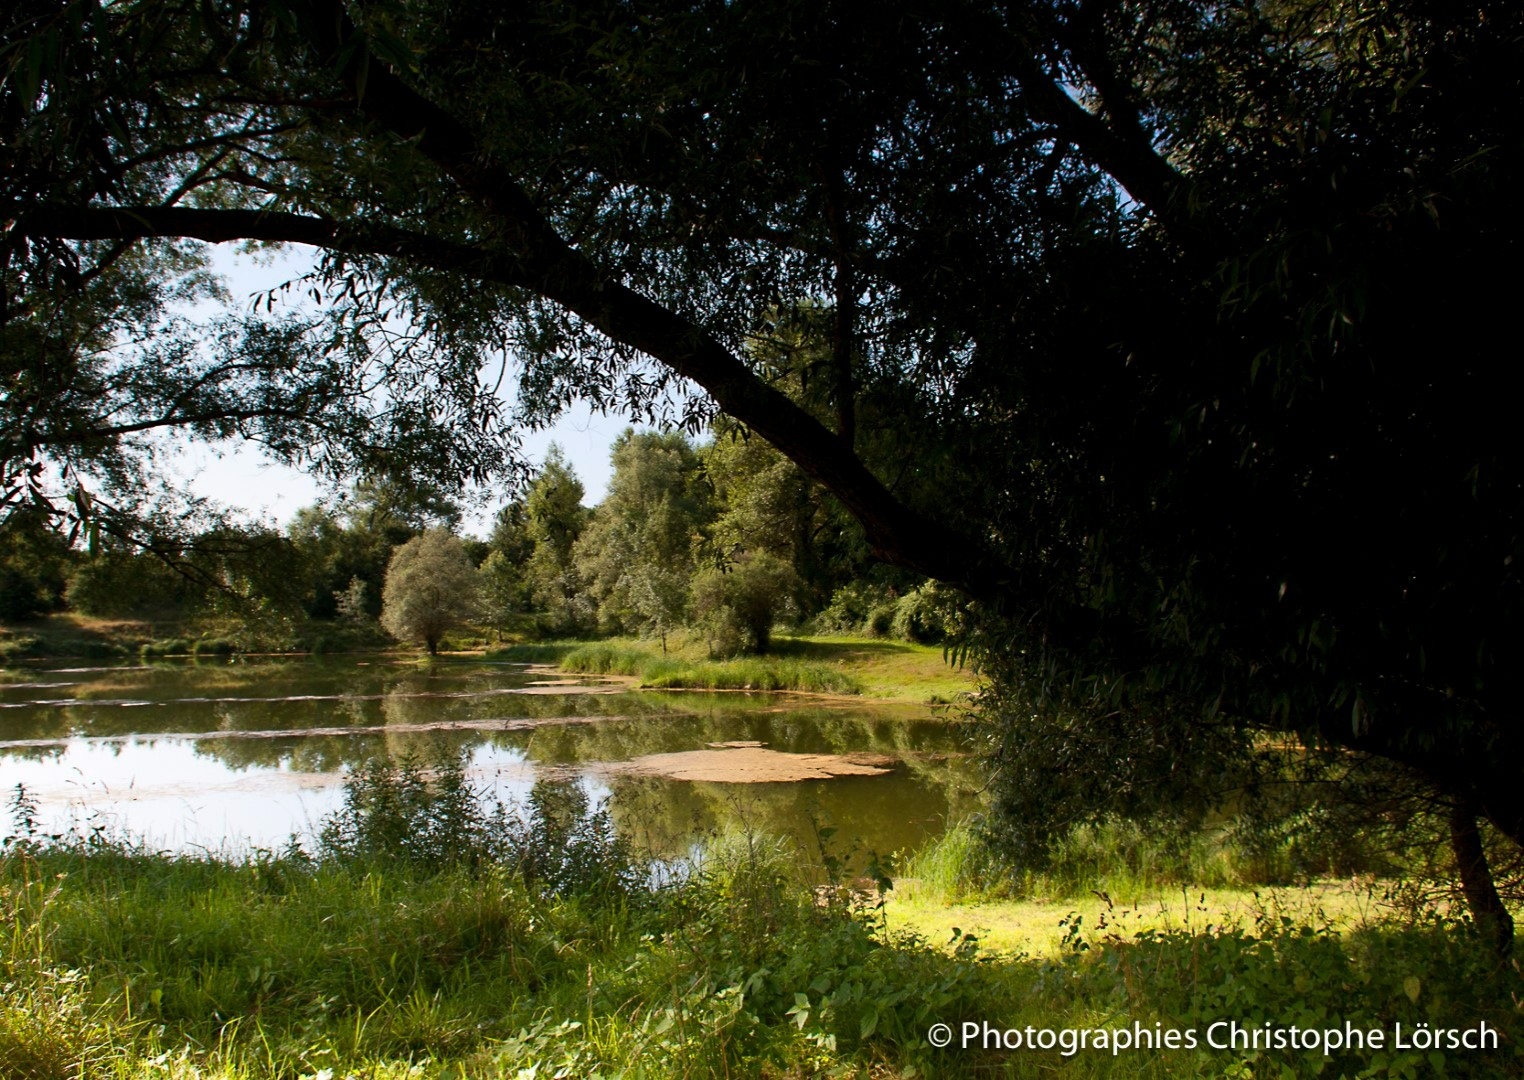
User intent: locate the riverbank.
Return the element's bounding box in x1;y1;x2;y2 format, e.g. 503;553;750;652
485;635;977;703
1;617;974;705
2;839;1518;1079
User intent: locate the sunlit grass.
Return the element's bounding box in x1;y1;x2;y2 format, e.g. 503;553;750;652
885;880;1383;957
770;634;978;702
486;639;865;695
485;633;976;702
5;837;1520;1079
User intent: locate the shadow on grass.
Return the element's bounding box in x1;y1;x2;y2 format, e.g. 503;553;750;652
769;636;925;665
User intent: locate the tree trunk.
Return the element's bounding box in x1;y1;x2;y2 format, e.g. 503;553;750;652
1449;803;1514;957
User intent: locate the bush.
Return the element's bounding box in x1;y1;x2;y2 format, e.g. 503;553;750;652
66;551;202;618
814;580;886;635
816;579;958;642
690;552;796;656
191;637;237;656
316;751;641;898
139;638;195;658
890;583;962;644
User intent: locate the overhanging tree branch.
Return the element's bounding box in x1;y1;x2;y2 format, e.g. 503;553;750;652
288;0;1011;594
8;205;529;284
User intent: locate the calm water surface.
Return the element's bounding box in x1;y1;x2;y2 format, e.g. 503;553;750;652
0;657;979;860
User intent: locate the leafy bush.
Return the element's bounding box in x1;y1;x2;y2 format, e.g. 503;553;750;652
816;579;961;642
0;635;45;663
191;636;237;656
138;637;195;657
316;751;640;898
890;582;963;644
505;780;643;898
1059;901;1524;1079
66;551;202;619
690;552;796;656
317;752;494;869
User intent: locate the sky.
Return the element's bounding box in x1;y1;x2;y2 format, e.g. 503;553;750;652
172;244;639;533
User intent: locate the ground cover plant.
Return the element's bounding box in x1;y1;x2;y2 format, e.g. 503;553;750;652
4;760;1522;1079
485;635;977;701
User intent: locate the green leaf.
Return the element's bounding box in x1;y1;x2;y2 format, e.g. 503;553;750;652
860;1007;879;1039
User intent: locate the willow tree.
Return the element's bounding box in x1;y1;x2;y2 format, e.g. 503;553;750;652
8;0;1524;939
380;528;478;654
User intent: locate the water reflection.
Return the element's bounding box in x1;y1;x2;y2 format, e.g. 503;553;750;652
0;658;979;859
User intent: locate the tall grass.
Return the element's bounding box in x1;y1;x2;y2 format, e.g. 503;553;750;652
5;831;1522;1076
901;817;1333;906
489;640;864;694
5;768;1523;1078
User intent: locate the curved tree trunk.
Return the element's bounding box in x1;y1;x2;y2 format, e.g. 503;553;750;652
1449;803;1514;957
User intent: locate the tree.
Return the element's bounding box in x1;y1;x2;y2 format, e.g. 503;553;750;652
521;447;592;634
702;415;860;615
573;429;711;638
380;528;479;654
690;552;797;657
8;0;1524;931
0;508;73;620
476;549;524;640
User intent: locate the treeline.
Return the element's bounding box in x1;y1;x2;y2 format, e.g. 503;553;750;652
476;428;961;654
0;426;962;655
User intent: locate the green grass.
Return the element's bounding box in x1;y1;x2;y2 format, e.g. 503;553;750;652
895;815;1389;910
4;839;1521;1079
486;639;866;694
485;633;977;701
0;613;147;663
885;880;1383;958
768;634;977;703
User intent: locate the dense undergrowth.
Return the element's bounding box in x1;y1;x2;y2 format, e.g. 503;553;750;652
901;817;1374;906
3;764;1522;1078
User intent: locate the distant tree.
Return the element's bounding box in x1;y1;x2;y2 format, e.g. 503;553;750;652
344;475;462;539
477;549;526;641
0;509;74;621
65;546;204;618
575;429;711;638
702;417;859;615
690;552;797;657
488;500;535;565
380;529;480;654
334;576;371;624
523;447;592;634
624;503;692;654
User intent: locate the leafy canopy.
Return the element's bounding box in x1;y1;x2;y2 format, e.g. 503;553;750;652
7;1;1524;855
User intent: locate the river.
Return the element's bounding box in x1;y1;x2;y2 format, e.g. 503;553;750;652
0;656;979;863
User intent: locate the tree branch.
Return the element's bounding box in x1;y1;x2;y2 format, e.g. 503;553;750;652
8;205;529;285
942;2;1199;246
293;0;1006;593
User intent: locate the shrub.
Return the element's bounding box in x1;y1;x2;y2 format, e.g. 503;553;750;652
890;582;962;644
316;751;641;898
690;552;796;656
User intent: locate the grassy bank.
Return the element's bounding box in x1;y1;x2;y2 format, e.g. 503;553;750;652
3;620;975;706
486;634;976;702
3;756;1520;1078
3;838;1520;1079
